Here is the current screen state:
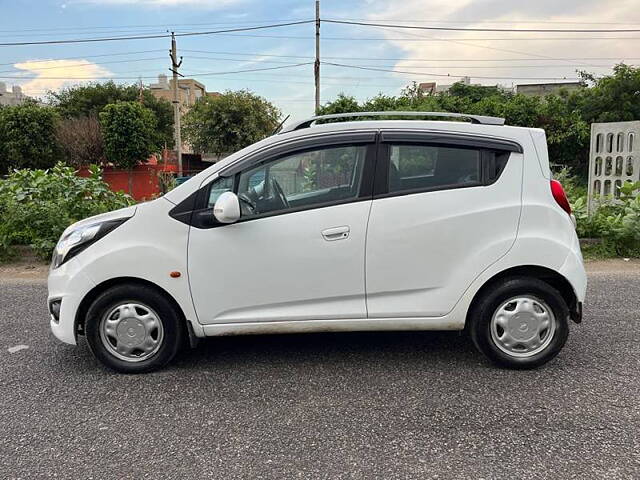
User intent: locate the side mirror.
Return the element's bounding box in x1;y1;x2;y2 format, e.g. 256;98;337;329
213;191;241;224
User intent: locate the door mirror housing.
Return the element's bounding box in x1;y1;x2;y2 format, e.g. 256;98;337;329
213;191;241;224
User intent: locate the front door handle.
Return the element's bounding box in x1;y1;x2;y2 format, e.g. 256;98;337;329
321;226;350;241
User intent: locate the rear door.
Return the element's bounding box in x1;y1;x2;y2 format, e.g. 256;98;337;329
365;130;523;318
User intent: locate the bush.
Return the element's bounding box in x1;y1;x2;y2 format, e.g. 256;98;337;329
562;170;640;257
0;103;62;174
0;163;133;260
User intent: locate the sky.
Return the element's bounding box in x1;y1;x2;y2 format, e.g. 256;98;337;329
0;0;639;121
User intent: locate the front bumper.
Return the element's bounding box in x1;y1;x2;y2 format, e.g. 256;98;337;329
47;259;96;345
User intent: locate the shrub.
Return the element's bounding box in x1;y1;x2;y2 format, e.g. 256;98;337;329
0;163;133;260
563;170;640;257
0;103;62;174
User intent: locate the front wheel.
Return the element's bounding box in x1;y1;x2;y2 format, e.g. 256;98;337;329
469;277;569;369
85;284;185;373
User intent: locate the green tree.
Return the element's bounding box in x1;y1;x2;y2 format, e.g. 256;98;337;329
99;101;158;194
317;93;361;115
182;90;281;157
50;81;174;148
576;64;640;123
0;103;62;174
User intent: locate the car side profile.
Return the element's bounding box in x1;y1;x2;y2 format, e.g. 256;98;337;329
47;112;587;373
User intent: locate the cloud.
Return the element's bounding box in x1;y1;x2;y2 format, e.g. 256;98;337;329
71;0;243;7
363;0;640;86
12;59;113;97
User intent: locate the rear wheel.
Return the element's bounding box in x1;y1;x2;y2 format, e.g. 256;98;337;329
85;284;185;373
469;277;569;369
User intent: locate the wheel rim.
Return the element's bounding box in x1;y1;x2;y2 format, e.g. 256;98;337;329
99;302;164;363
490;295;556;358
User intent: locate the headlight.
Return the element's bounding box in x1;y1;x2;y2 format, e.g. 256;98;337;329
51;218;128;269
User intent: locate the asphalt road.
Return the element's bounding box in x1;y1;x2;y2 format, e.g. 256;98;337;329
1;264;639;479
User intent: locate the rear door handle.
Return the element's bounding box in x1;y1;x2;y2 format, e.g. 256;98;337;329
321;226;350;241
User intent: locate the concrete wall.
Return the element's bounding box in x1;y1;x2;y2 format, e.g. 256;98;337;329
516;82;582;97
587;121;640;212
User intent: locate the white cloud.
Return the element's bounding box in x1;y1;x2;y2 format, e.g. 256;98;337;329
363;0;640;87
12;59;113;97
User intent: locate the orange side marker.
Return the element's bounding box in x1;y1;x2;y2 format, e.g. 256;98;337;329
170;271;181;278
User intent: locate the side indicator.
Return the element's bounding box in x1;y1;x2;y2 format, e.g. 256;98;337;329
170;271;181;278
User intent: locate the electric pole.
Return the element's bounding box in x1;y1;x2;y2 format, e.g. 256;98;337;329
170;32;183;177
314;0;320;115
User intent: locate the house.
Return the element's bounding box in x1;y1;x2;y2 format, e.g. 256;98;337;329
149;74;220;110
0;83;30;106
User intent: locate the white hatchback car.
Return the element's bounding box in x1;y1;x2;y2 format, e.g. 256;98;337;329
48;112;587;373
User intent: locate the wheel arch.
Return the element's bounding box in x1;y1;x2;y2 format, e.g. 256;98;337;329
75;277;190;339
466;265;580;328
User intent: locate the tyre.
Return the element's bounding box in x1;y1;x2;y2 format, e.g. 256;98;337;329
85;284;185;373
469;277;569;369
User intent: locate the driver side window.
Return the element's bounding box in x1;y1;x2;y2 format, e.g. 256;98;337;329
237;144;367;218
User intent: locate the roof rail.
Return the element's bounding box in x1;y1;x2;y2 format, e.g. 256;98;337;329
280;111;505;133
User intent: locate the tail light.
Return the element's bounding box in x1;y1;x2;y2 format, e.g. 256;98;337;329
550;179;572;215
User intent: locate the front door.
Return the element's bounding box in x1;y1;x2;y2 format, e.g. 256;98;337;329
188;141;376;325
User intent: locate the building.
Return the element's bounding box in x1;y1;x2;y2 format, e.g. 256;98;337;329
149;74;219;110
587;121;639;213
516;82;583;97
418;77;493;95
0;83;29;106
418;82;437;95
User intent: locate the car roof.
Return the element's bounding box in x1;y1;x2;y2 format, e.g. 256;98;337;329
163;119;542;205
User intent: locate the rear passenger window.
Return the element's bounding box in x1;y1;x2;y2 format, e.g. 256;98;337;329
388;144;481;194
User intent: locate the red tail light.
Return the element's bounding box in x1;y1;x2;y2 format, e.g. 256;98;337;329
550;180;571;215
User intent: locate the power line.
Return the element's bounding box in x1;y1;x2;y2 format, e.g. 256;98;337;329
324;62;582;81
0;20;314;47
6;48;633;67
181;49;640;62
0;50;166;67
0;62;312;80
328;17;640;26
182;56;621;69
372;24;602;69
4;16;638;35
322;19;640;33
0;18;313;34
180;32;640;41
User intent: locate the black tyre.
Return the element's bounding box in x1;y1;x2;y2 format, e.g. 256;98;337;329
85;284;185;373
469;277;569;369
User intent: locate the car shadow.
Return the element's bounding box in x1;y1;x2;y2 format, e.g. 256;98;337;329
173;330;481;371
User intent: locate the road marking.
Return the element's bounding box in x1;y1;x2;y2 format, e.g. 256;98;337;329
8;345;29;353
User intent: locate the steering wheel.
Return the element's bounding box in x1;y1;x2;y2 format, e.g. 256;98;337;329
270;177;290;210
238;192;257;215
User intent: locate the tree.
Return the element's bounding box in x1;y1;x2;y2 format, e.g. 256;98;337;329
318;66;640;178
0;103;61;174
317;93;361;115
575;64;640;123
55;114;104;168
182;90;281;157
50;81;174;148
99;101;158;194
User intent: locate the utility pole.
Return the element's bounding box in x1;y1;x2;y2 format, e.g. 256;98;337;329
169;32;183;177
314;0;320;115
